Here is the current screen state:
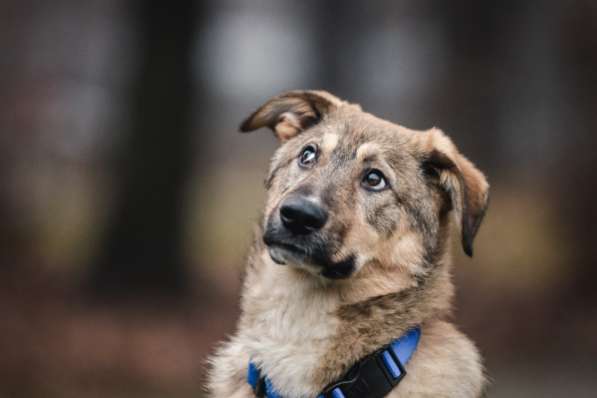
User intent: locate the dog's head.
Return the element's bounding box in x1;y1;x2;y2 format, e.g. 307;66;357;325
241;90;489;281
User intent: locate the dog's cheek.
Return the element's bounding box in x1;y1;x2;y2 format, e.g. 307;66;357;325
358;189;400;238
361;206;426;274
341;215;382;265
365;202;401;238
384;231;426;275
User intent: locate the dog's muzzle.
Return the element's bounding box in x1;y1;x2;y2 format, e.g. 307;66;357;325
263;195;355;279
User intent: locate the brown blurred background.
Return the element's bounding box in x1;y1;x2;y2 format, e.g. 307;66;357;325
1;1;596;397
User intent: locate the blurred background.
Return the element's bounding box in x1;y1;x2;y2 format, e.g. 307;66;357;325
1;0;596;397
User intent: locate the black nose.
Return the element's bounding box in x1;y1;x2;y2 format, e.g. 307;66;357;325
279;196;328;235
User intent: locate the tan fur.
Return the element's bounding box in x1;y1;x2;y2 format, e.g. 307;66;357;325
207;91;489;398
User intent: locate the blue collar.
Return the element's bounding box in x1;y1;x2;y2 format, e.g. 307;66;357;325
247;327;421;398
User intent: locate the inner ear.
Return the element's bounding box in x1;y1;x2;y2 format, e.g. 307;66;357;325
239;90;341;142
422;147;489;257
422;150;457;217
422;149;456;180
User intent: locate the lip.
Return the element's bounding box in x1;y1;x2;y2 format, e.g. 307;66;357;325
264;236;355;279
263;232;306;254
268;242;307;262
268;241;306;255
263;235;309;265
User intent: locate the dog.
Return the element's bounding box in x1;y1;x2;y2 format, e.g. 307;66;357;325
206;90;489;398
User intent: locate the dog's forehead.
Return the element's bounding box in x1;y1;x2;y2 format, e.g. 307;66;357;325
318;109;415;160
272;107;418;170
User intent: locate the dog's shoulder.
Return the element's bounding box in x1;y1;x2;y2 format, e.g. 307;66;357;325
390;319;486;398
205;335;252;397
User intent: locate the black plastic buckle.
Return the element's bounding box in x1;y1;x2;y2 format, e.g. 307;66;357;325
254;376;266;398
319;346;407;398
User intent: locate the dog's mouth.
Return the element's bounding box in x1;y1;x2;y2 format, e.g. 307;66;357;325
262;234;308;265
266;241;307;265
263;235;356;279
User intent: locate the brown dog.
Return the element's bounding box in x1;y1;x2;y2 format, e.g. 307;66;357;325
207;90;489;398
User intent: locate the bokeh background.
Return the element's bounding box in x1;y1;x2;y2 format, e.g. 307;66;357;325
1;1;596;397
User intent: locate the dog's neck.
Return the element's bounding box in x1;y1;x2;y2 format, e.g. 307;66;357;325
310;257;454;389
241;240;454;394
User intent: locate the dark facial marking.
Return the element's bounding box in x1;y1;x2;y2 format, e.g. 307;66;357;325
402;197;442;269
318;254;356;279
321;183;339;208
366;203;399;237
265;156;294;190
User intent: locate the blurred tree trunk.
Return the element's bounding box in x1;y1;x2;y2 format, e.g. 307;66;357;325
88;1;198;299
558;3;597;305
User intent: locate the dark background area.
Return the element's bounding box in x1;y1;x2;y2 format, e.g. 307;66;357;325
1;1;596;397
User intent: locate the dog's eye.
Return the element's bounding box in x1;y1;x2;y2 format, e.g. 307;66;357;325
362;169;388;191
298;145;318;168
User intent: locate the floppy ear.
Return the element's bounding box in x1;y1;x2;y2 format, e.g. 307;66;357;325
421;129;490;257
239;90;343;142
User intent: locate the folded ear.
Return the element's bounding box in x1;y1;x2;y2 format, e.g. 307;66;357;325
421;129;490;257
239;90;343;142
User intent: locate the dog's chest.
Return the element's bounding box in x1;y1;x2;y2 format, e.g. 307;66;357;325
240;273;340;397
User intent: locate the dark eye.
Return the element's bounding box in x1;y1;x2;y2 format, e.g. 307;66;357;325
362;169;388;191
298;145;318;168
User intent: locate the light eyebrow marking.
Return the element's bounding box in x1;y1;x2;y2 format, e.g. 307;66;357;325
320;133;339;153
356;142;381;163
362;154;378;163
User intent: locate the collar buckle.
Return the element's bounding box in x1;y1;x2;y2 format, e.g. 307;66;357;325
319;346;406;398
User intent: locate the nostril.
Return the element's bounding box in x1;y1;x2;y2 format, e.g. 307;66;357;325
303;210;327;230
280;205;300;224
279;197;328;234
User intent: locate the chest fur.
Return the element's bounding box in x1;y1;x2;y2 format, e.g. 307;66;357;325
239;270;341;397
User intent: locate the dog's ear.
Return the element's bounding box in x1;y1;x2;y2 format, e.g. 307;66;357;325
239;90;343;142
420;129;490;257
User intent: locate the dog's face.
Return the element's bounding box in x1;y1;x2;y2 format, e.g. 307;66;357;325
241;91;489;280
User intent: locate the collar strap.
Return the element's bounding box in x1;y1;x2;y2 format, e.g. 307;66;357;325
247;327;421;398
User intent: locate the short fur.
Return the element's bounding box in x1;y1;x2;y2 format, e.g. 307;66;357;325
207;90;489;398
